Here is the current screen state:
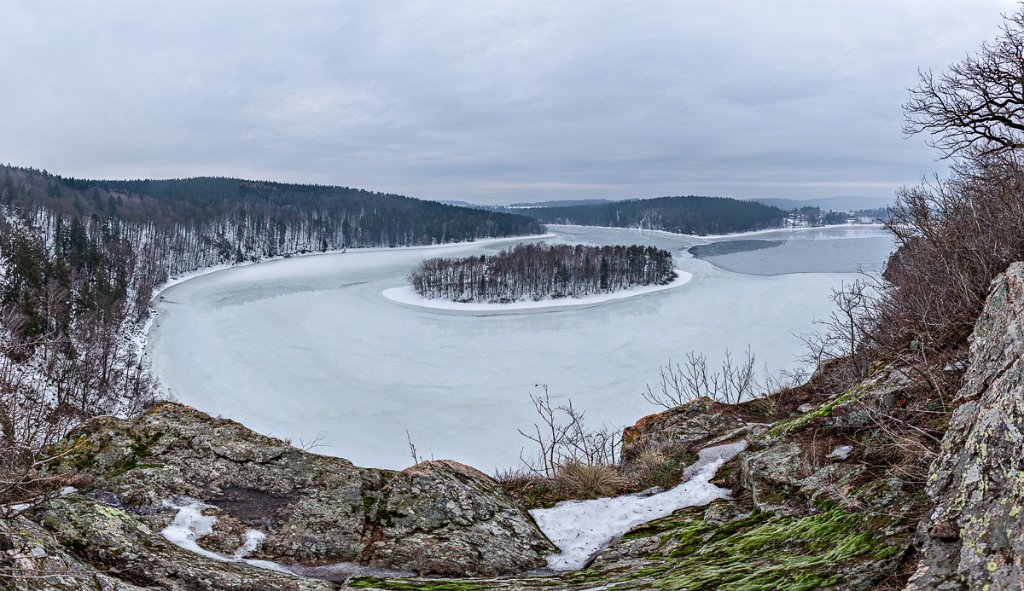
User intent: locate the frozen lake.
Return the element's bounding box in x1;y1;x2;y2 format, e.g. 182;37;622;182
149;224;893;472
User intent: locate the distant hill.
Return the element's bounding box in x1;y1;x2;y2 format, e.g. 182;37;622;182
506;198;613;208
5;169;544;253
516;195;787;235
752;196;894;211
435;200;508;212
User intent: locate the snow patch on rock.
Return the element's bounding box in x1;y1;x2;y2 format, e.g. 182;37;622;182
531;441;746;571
159;497;415;579
827;445;854;460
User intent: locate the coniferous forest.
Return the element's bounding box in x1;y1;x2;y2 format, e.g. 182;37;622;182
518;195;786;235
410;243;677;303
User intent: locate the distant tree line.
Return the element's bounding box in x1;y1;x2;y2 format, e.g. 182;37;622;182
786;205;891;225
410;243;676;303
0;165;542;496
518;196;786;235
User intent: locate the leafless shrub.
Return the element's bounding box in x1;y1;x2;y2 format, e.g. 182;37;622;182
642;347;767;408
797;280;879;387
296;436;327;452
517;385;621;478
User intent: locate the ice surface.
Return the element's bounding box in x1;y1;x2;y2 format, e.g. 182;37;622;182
148;225;894;472
530;441;747;571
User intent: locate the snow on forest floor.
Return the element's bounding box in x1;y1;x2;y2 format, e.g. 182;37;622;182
381;269;693;312
530;441;747;571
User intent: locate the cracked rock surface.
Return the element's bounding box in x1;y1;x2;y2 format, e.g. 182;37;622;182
42;402;554;576
907;262;1024;590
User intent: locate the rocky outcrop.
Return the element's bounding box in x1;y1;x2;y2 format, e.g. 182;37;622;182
1;508;149;591
367;460;554;576
2;498;335;591
41;403;554;577
10;371;928;590
33;267;1024;589
907;262;1024;590
620;396;752;467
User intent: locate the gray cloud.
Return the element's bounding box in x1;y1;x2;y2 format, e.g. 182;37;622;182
0;0;1017;204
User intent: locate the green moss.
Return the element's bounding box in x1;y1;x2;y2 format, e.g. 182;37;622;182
609;508;901;591
106;430;165;477
347;578;492;590
873;545;902;560
762;388;858;440
303;508;905;591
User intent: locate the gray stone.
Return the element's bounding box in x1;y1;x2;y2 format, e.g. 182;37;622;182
45;402;554;577
907;262;1024;590
620;396;751;468
366;460;554;576
1;497;335;591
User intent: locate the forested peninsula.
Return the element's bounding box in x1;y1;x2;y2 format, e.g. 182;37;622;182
519;195;787;234
409;243;676;303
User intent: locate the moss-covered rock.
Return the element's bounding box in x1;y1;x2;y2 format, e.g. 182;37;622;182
345;503;908;591
5;497;334;590
366;460;555;576
42;402;554;577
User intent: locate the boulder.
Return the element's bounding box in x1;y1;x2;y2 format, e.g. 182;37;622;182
738;440;806;514
44;402;554;576
3;497;333;591
907;262;1024;590
366;460;553;575
620;397;752;468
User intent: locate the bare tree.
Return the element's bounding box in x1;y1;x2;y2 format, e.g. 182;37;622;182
517;385;621;477
905;9;1024;158
642;348;760;408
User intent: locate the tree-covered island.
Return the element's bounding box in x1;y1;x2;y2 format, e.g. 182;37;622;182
409;243;677;303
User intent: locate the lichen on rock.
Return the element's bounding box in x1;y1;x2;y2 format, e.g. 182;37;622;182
907;262;1024;590
40;402;555;578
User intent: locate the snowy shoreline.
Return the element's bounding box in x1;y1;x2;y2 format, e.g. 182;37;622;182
150;232;557;302
133;232;556;358
381;269;693;312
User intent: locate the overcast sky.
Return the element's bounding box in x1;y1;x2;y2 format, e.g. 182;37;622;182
0;1;1017;204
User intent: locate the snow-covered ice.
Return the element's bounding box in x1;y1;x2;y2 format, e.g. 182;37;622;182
148;225;893;472
531;441;747;571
